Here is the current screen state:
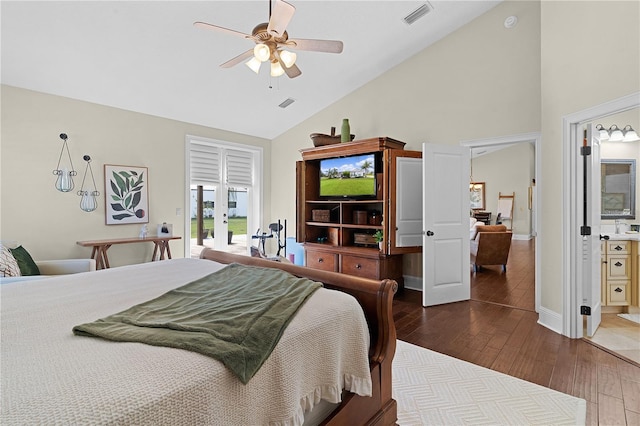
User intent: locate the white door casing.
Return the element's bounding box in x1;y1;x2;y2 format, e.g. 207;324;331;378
422;143;470;307
583;123;602;337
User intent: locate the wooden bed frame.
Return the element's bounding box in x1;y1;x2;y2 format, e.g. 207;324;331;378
199;248;398;425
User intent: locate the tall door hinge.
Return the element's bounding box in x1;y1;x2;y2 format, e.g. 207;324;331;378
580;146;591;156
580;306;591;315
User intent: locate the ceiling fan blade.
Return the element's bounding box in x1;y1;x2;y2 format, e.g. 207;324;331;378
283;63;302;79
286;38;343;54
266;0;295;37
274;49;302;79
194;21;253;40
220;49;254;68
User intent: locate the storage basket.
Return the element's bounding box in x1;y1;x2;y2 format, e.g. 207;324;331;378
312;209;331;222
354;233;377;246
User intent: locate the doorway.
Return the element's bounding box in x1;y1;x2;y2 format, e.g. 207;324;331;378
185;135;263;259
461;132;541;312
563;92;639;339
563;96;640;366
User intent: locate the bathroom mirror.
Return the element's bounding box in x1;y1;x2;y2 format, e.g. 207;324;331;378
601;159;636;219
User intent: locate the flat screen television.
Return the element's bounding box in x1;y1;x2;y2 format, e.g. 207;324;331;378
319;153;377;199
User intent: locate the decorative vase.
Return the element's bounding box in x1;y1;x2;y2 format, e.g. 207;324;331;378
341;118;351;143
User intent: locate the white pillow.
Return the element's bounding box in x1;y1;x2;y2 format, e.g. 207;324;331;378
0;244;21;277
470;217;477;227
470;222;485;240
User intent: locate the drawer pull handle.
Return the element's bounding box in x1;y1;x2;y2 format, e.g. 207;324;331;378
318;258;323;263
614;261;623;267
614;245;623;251
355;264;361;269
615;287;623;293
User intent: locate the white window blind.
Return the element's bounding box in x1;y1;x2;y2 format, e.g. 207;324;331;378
190;143;254;188
226;149;253;187
190;143;221;186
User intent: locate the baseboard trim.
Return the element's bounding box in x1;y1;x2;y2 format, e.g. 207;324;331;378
513;234;533;241
537;306;563;335
404;275;422;291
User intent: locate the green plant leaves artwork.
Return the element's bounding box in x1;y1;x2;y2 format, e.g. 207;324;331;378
104;165;149;225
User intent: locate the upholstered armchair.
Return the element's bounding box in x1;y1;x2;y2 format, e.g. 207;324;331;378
470;225;512;272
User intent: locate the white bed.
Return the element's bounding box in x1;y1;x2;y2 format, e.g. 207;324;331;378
1;257;375;425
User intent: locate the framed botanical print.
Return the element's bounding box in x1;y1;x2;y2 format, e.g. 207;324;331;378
470;182;485;211
104;165;149;225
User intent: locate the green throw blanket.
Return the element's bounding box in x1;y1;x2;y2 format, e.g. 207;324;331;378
73;263;322;384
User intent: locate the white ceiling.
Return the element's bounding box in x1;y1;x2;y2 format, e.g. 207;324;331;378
1;1;501;139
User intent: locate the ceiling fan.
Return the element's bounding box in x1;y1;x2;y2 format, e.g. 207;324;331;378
194;0;343;79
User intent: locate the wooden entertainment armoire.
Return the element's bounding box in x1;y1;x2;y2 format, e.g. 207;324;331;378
296;137;422;289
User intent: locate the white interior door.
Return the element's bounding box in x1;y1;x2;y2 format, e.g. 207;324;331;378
583;123;602;337
422;143;470;307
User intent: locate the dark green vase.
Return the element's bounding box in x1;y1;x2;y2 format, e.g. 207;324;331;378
341;118;350;142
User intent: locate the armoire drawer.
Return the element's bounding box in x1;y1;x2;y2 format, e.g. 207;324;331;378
305;250;338;272
341;255;379;280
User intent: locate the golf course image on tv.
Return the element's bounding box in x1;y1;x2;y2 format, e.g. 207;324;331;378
319;153;376;198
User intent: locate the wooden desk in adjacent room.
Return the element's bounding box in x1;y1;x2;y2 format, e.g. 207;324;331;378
77;236;182;269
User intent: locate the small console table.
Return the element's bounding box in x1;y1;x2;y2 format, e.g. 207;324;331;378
77;236;182;269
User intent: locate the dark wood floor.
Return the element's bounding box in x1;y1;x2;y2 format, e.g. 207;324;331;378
393;240;640;426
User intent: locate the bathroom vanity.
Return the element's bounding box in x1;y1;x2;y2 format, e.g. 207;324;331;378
601;233;640;311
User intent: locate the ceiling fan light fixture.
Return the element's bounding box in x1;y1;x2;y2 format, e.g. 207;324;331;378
245;57;262;74
279;50;297;68
270;61;285;77
253;43;271;62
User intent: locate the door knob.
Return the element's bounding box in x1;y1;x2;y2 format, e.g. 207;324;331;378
426;230;434;237
599;234;610;240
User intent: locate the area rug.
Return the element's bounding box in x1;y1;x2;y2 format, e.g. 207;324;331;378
618;313;640;325
393;340;587;425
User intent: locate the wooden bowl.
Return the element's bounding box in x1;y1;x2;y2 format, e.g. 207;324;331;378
310;133;355;147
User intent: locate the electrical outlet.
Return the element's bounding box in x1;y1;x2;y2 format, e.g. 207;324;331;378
176;208;182;216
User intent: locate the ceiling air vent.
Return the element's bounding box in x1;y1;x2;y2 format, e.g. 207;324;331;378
278;98;295;108
403;3;433;25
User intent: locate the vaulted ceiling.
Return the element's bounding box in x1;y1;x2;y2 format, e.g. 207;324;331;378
1;1;501;139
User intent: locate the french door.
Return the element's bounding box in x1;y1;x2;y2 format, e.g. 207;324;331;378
186;136;261;258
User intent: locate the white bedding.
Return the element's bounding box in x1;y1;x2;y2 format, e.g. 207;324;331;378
1;258;372;425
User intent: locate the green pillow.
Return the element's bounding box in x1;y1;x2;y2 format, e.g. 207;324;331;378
9;245;40;276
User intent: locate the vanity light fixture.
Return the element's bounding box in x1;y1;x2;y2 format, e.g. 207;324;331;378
595;124;610;141
53;133;77;192
595;124;639;142
608;125;624;142
78;155;100;212
622;125;639;142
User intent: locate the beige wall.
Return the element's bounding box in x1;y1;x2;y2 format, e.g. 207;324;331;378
472;143;535;236
540;0;640;313
271;1;542;277
3;0;638;328
0;86;271;266
270;0;640;321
